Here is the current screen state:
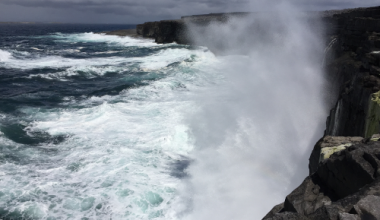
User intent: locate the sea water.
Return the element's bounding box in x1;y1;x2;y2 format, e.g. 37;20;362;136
0;24;227;220
0;21;327;220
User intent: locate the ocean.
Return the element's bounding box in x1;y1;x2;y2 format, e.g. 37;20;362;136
0;21;327;220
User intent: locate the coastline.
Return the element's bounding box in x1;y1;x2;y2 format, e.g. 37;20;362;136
105;6;380;219
101;28;139;38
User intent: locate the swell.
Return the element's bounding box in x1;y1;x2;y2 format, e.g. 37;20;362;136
0;27;218;219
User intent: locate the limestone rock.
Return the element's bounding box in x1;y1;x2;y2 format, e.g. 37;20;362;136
309;136;363;175
364;91;380;138
263;203;285;219
135;20;189;44
316;143;380;198
337;213;359;220
263;212;310;220
325;6;380;137
306;205;343;220
264;142;380;220
353;195;380;219
283;176;331;216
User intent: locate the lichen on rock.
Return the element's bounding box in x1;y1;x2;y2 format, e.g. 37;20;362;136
364;91;380;138
319;143;350;162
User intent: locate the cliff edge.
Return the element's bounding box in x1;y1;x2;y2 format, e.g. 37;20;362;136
264;6;380;220
132;6;380;220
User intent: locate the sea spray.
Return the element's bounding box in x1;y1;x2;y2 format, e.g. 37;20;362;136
0;27;218;219
178;3;328;219
0;16;328;219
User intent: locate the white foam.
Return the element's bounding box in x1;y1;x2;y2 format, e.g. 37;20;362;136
94;51;119;55
4;55;124;70
0;49;12;62
27;65;131;81
54;32;161;48
1;47;216;82
31;47;43;51
1;53;132;80
132;48;204;71
0;46;218;219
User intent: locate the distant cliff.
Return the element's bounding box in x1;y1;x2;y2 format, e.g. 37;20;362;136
133;6;380;220
135;12;251;45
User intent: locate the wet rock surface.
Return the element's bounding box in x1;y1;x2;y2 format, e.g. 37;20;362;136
324;6;380;137
309;136;363;175
264;6;380;219
264;140;380;220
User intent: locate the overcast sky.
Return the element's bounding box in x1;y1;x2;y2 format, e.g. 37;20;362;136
0;0;379;24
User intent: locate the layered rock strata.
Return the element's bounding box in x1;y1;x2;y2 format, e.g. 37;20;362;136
263;6;380;219
136;20;190;44
324;6;380;137
135;12;251;45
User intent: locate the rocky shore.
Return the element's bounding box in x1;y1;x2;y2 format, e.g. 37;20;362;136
107;6;380;219
263;6;380;220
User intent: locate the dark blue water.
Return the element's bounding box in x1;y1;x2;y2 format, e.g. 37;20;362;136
0;24;210;219
0;19;327;220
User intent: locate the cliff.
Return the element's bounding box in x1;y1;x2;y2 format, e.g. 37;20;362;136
324;7;380;138
135;12;251;45
133;6;380;220
264;6;380;220
136;20;189;44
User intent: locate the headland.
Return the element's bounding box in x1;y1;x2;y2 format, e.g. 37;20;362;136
105;6;380;219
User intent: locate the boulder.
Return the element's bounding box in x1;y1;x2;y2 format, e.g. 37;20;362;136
316;143;380;198
337;213;359;220
309;136;363;175
283;176;331;216
306;205;343;220
264;142;380;220
352;195;380;219
263;203;285;219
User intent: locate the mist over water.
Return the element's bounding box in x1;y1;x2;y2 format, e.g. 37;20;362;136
0;6;328;219
0;26;219;219
178;4;328;219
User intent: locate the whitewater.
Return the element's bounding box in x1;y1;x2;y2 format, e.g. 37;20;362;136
0;15;327;220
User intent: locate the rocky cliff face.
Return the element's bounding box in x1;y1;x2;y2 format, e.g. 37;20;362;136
264;7;380;219
136;20;190;44
324;7;380;138
135;12;251;45
263;135;380;220
135;6;380;220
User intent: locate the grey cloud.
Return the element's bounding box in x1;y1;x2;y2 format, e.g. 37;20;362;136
0;0;379;23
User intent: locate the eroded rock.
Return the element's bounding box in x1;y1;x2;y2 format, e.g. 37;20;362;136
309;136;363;175
338;213;359;220
283;176;331;216
264;142;380;220
264;212;310;220
353;195;380;219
